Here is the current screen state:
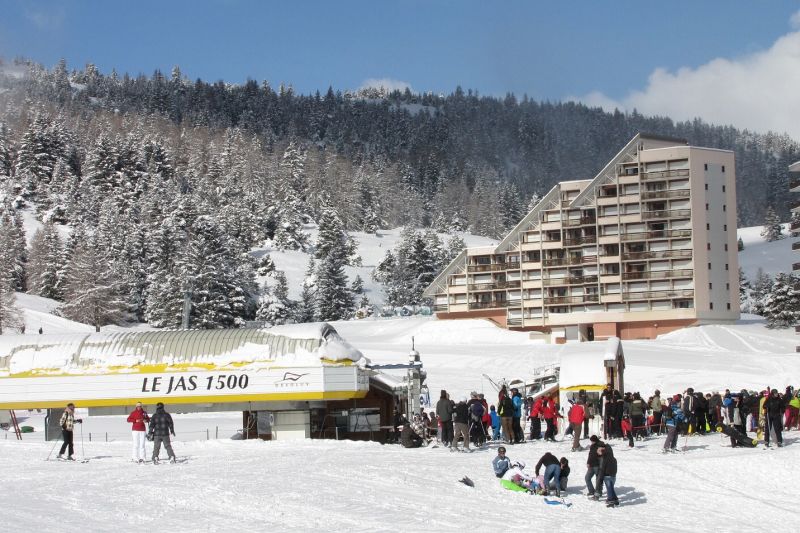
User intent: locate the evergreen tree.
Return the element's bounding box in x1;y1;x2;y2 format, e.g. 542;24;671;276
762;273;800;328
760;206;784;242
0;207;27;291
295;258;317;323
59;236;127;331
750;269;773;317
26;222;64;300
255;271;294;325
315;249;354;321
738;268;752;313
0;277;24;334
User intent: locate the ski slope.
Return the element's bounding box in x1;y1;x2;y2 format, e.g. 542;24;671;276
3;310;800;531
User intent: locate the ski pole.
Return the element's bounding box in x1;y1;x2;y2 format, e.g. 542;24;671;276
46;436;62;461
80;423;86;461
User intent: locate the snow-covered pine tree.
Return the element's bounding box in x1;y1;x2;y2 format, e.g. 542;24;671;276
527;192;542;213
407;232;437;303
0;277;24;334
0;122;13;178
59;236;127;331
255;271;294;326
762;273;800;328
315;248;354;321
26;221;64;300
0;207;27;291
750;269;773;317
295;258;317;323
738;268;752;313
760;206;784;242
315;201;360;265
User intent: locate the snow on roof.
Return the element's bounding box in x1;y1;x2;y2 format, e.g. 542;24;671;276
0;323;364;377
604;336;622;361
557;344;609;389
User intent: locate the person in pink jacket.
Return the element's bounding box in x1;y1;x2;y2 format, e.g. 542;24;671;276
126;402;150;463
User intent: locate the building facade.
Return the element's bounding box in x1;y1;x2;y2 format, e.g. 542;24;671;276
790;161;800;351
424;134;740;341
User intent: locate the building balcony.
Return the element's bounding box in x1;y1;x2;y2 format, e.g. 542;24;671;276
641;189;691;201
621;249;693;261
468;280;522;291
507;317;523;327
791;199;800;213
621;269;693;281
790;177;800;192
563;235;597;247
433;303;448;312
791;220;800;232
542;257;583;267
641;209;692;220
468;301;509;310
793;262;800;272
640;169;690;181
620;229;692;241
542;275;599;287
620;289;695;301
544;294;600;305
467;263;507;273
562;217;597;227
792;241;800;251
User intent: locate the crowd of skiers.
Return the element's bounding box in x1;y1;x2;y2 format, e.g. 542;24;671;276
397;384;800;453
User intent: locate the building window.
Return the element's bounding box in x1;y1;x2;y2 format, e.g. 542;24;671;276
706;203;709;210
707;223;710;230
724;224;727;231
708;262;712;270
710;302;714;310
705;183;708;190
726;283;730;290
727;303;731;310
707;243;711;250
723;205;726;212
724;244;728;251
722;165;725;172
725;263;729;271
704;164;708;171
709;283;713;289
722;185;726;192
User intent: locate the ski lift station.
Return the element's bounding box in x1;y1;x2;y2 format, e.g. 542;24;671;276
0;323;421;443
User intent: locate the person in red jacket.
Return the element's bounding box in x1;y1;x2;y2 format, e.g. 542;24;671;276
127;402;150;463
569;400;586;451
542;397;561;442
529;397;544;440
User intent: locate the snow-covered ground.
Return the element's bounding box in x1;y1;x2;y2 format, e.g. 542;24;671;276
3;309;800;530
737;223;798;280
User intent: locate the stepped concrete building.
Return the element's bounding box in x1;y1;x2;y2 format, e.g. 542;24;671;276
424;134;740;341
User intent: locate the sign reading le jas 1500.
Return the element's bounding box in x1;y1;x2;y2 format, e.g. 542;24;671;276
141;373;250;395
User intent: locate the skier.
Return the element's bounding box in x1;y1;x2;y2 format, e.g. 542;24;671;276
511;388;524;443
126;401;150;463
762;388;785;447
450;396;470;452
489;405;501;441
662;395;686;453
148;402;177;464
629;392;646;440
788;389;800;430
498;391;515;444
534;452;562;497
650;390;663;434
436;390;454;447
467;394;486;446
492;446;511;477
542;397;560;442
594;444;619;507
56;403;83;460
529;396;543;440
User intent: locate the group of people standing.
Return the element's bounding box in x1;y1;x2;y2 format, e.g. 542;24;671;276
55;401;177;463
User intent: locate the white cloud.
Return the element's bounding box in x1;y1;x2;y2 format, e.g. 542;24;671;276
24;6;66;30
359;78;413;93
571;10;800;140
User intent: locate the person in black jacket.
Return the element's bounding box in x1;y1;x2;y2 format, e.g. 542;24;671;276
451;397;471;452
400;422;423;448
763;389;785;447
585;435;604;498
148;402;176;464
534;452;561;497
436;390;454;446
594;444;619;507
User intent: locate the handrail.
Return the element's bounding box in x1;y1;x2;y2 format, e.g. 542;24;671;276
621;269;693;280
641;209;691;220
622;249;692;260
620;230;692;241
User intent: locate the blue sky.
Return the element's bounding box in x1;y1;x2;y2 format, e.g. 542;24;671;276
2;1;800;137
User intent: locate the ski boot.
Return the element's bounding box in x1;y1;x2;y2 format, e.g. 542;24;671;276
169;456;177;464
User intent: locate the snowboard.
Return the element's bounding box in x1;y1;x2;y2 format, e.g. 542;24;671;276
543;497;572;507
716;424;757;448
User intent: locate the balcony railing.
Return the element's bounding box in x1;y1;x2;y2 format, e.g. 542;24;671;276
543;257;583;267
790;177;800;190
467;263;507;273
468;301;509;310
641;209;691;220
563;235;597;247
468;280;522;291
621;269;693;281
620;289;695;301
793;262;800;272
620;229;692;241
792;241;800;251
640;169;690;181
542;275;600;286
641;189;691;200
544;294;600;305
622;249;693;261
506;317;523;327
562;217;597;227
433;304;448;311
791;221;800;232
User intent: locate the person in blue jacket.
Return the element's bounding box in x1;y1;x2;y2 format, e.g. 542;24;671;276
663;395;686;453
492;446;512;477
511;388;524;443
489;405;501;441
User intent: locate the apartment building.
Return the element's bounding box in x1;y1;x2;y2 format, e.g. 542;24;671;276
790;161;800;351
424;134;740;341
